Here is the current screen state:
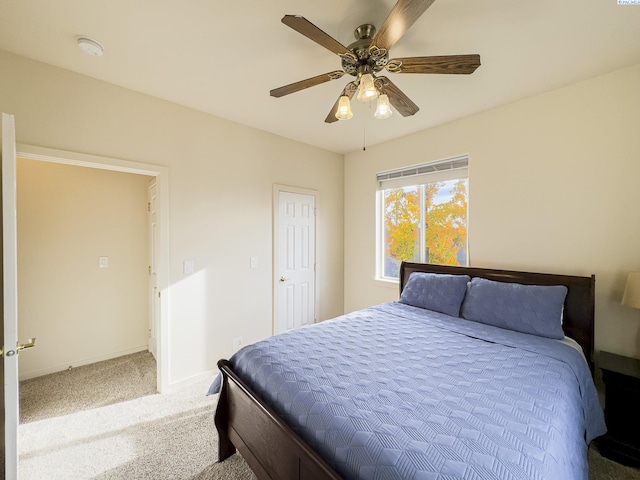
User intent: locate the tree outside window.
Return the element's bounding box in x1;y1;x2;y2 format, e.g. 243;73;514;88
382;178;468;279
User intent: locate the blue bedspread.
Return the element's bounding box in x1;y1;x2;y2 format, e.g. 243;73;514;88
211;302;606;480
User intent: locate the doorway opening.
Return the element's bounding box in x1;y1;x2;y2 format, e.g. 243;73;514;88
16;144;169;393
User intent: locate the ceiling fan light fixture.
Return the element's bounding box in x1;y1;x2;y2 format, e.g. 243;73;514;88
335;95;353;120
374;94;393;119
273;6;480;124
356;73;378;102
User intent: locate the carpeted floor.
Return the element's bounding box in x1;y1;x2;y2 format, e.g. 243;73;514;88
20;351;157;424
19;351;255;479
17;351;640;479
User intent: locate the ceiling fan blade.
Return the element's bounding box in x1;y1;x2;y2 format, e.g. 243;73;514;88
378;77;419;117
325;82;357;123
371;0;436;52
282;15;352;57
386;54;481;74
270;71;345;98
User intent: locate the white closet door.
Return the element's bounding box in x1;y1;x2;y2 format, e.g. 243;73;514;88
277;191;316;334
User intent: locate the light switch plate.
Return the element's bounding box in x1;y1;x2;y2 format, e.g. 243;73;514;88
250;257;258;269
99;256;109;268
183;260;195;275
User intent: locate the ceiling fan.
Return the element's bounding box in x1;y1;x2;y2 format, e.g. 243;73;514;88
270;0;481;123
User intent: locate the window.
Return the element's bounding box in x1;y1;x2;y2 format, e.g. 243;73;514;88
377;156;469;280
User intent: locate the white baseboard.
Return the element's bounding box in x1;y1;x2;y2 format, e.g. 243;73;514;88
164;369;218;393
19;345;150;381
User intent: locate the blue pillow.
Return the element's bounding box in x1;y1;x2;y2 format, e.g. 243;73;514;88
399;272;470;317
460;277;567;339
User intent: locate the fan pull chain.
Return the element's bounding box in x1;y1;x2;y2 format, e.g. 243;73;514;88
363;101;369;151
363;122;366;151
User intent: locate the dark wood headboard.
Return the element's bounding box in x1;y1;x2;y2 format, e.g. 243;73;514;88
399;262;596;369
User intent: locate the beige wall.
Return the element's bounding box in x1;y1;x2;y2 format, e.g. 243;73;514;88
4;44;637;382
0;49;344;387
17;159;151;379
345;64;640;359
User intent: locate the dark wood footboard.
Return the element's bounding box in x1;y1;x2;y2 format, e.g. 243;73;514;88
215;359;342;480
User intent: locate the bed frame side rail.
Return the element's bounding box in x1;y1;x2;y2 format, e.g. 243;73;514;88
215;359;342;480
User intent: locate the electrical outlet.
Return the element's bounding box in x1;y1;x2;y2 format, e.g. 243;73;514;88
232;336;243;351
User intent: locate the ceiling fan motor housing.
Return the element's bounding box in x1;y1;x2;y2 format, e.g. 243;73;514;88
342;24;389;76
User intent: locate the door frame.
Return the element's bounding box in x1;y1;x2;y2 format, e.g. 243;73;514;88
272;185;318;335
147;178;159;360
16;144;170;393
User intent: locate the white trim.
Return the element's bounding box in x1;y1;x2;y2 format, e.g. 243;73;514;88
18;345;149;381
16;144;161;176
272;184;319;335
164;369;217;393
375;278;399;288
375;188;384;280
16;144;171;393
147;177;159;360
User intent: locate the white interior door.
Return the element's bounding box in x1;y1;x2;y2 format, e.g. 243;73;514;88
276;190;316;334
2;112;19;479
148;179;158;360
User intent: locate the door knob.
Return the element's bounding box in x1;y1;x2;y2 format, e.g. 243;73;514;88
280;276;288;282
2;337;36;357
17;337;37;353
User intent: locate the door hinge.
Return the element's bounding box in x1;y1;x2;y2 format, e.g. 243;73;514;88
147;202;151;212
148;265;151;275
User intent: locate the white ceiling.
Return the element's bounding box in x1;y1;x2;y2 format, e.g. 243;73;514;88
0;0;639;154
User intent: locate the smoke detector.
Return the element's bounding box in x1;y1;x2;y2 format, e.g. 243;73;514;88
77;36;104;56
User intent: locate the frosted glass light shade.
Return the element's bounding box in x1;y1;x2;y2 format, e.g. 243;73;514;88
335;95;353;120
357;74;378;102
622;272;640;309
374;94;393;119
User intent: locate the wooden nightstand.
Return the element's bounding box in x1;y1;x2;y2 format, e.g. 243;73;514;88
598;351;640;467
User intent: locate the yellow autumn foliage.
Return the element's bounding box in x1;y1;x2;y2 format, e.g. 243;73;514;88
384;179;467;270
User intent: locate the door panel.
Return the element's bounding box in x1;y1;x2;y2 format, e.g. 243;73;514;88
300;282;310;325
285;284;294;331
277;191;316;334
2;112;19;479
286;225;295;269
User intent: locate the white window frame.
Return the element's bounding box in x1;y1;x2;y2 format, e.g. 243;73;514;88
376;155;469;282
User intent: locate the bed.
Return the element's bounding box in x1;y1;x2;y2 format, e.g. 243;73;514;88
211;262;606;480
